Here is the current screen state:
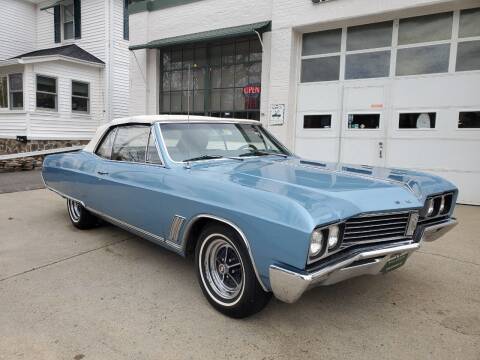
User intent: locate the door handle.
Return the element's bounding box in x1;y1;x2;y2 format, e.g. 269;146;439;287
378;142;384;159
97;171;109;175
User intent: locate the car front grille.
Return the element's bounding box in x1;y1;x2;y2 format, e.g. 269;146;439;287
342;212;411;245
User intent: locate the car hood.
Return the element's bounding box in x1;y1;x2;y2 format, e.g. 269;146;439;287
189;157;457;223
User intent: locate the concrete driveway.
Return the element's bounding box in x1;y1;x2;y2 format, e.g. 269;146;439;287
0;189;479;360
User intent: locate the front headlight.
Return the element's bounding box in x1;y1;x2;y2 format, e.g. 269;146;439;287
309;223;343;262
309;229;324;257
327;225;340;250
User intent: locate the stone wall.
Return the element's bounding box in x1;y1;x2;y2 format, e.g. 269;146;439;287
0;138;89;172
0;139;89;156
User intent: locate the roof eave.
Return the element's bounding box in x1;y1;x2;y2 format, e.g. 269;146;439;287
19;55;105;68
0;59;21;68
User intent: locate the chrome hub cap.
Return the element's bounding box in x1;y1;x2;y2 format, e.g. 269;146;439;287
67;199;82;222
203;237;244;301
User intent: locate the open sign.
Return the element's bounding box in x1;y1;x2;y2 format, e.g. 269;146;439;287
243;85;261;97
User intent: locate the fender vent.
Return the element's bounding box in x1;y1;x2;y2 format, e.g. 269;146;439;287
168;215;185;244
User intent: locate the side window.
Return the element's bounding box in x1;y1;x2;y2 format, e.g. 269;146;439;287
111;125;150;162
96;128;117;159
146;129;163;164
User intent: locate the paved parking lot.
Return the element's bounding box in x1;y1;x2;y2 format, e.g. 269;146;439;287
0;188;479;359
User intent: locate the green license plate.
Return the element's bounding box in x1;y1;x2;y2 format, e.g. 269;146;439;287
382;253;409;273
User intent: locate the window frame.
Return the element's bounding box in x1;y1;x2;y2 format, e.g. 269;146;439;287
456;109;480;130
302;113;334;130
0;75;8;110
62;0;75;41
346;112;382;131
299;7;480;84
94;124;165;166
36;74;58;112
8;73;24;110
71;80;90;114
396;110;438;131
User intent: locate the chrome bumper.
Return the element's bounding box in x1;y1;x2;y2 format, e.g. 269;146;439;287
269;218;457;303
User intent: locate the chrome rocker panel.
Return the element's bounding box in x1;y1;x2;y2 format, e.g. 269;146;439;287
269;218;458;303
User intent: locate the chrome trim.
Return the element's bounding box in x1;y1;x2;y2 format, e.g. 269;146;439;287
88;207;183;252
168;215;186;244
420;218;458;242
43;185;182;252
269;217;458;303
44;185;86;208
180;214;268;292
270;243;420;303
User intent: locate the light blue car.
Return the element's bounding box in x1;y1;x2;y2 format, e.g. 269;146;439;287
42;116;458;318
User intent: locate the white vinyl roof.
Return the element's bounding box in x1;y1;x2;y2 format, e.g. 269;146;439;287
84;115;259;153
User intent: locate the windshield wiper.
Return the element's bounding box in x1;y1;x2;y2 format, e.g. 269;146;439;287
238;150;289;158
183;155;244;162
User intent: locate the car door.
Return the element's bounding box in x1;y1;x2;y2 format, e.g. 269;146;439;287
90;124;171;242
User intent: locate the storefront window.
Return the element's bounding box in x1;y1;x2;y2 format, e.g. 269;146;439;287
160;37;262;120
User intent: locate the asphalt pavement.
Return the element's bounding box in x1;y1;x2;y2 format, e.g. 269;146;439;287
0;170;45;194
0;189;479;359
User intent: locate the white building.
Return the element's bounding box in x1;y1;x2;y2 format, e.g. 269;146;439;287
128;0;480;205
0;0;130;148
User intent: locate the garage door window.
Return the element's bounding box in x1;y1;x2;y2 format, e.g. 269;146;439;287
399;113;436;129
303;114;332;129
459;8;480;38
347;114;380;129
457;8;480;72
398;13;453;45
301;57;340;82
458;111;480;128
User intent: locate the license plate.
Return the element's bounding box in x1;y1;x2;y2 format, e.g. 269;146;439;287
382;252;409;273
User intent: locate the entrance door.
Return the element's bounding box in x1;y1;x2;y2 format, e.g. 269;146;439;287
339;85;387;167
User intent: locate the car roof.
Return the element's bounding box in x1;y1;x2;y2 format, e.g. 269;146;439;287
84;115;261;153
110;115;259;126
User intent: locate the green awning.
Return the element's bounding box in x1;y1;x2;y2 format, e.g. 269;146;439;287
129;21;271;50
40;1;64;11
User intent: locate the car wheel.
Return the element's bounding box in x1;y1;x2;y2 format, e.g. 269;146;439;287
195;224;271;318
67;199;97;229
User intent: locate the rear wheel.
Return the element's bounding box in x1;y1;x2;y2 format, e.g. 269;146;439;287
67;199;97;229
195;224;271;318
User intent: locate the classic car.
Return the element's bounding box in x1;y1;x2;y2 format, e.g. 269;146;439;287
42;115;458;318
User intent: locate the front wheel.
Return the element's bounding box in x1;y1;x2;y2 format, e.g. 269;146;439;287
195;224;271;318
67;199;98;229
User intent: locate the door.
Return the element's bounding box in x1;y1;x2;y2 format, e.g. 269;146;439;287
339;85;387;167
89;124;169;240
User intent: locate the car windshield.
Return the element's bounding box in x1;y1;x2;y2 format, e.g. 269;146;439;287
160;122;290;162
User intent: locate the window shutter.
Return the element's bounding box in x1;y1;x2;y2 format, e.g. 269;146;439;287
54;5;61;43
74;0;81;39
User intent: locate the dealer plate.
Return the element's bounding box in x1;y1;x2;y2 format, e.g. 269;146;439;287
381;252;409;273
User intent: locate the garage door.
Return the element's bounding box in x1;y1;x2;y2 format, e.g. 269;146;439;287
295;8;480;204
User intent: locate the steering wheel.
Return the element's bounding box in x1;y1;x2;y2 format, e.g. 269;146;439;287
238;144;258;151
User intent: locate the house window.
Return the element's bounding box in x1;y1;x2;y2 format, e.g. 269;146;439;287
63;0;75;40
458;111;480;128
36;75;57;111
303;114;332;129
0;77;7;109
9;74;23;110
399;112;436;129
72;81;89;113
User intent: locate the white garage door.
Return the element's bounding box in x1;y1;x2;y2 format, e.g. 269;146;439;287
295;8;480;205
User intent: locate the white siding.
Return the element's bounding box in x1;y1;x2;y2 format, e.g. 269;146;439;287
26;61;104;140
110;0;130;119
36;0;107;61
0;0;36;60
